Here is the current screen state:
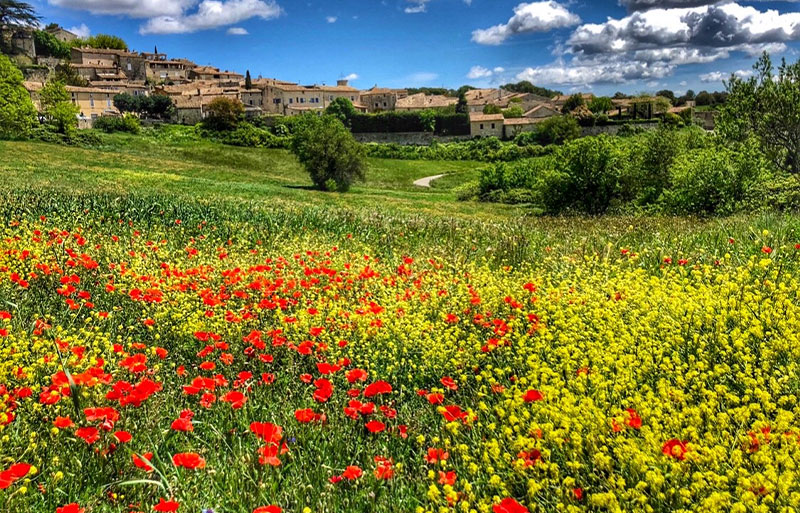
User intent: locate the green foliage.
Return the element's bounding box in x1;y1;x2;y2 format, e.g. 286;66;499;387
502;105;524;118
348;111;469;136
718;52;800;175
0;53;37;139
290;114;367;192
482;104;502;115
33;29;70;58
40;79;78;134
364;138;547;163
535;115;580;145
93;113;140;134
245;70;252;90
112;93;174;119
52;63;88;86
71;33;127;50
202;97;244;131
500;81;561;98
325;97;357;126
561;94;585;114
660;141;768;215
588;96;614;114
203;122;290;149
0;0;38;27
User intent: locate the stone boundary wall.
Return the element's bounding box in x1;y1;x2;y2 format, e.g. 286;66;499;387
354;132;473;145
580;122;660;137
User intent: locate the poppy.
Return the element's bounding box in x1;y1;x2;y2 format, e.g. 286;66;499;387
171;417;194;432
253;507;281;513
425;448;449;464
295;408;324;423
440;377;458;391
250;422;283;444
172;452;206;470
373;456;394;480
662;439;689;461
76;427;100;445
313;379;334;403
493;498;530;513
426;393;444;405
54;416;74;429
114;431;132;443
625;408;642;430
342;465;363;480
365;420;385;433
438;470;456;485
364;380;392;398
346;368;368;383
56;505;85;513
153;498;180;512
522;390;544;403
222;390;247;409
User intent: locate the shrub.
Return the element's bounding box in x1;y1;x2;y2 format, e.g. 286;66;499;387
217;123;290;148
291;115;367;192
535;116;580;145
325;97;357;126
202;97;244;131
0;54;37;139
40;80;79;135
348;111;469;136
93;114;141;134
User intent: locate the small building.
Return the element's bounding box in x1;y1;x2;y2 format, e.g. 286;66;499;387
173;96;203;125
66;85;120;120
524;103;560;120
503;117;540;138
188;66;243;82
45;26;78;43
469;113;504;138
359;86;408;112
394;93;457;112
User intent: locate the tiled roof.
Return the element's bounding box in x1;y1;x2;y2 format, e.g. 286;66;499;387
469;113;504;122
395;93;457;109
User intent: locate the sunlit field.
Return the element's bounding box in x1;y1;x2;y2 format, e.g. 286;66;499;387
2;136;800;513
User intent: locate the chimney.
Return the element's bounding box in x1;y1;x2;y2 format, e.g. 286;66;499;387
337;79;348;87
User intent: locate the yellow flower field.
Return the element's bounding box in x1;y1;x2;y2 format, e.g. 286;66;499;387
2;205;800;513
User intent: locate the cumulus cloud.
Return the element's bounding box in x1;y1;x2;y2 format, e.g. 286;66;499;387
472;1;581;45
700;69;753;82
227;26;248;34
49;0;195;18
404;0;430;13
343;73;359;80
467;65;506;79
517;56;675;86
140;0;282;34
67;23;90;38
326;16;337;23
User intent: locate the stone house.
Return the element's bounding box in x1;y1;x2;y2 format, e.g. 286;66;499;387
70;47;147;81
359;86;408;112
45;26;78;43
469;113;504;138
188;66;243;82
394;93;457;111
264;80;361;116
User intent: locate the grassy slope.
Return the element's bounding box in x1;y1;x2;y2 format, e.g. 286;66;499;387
0;134;512;219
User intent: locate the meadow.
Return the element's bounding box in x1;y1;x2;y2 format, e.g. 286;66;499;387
2;132;800;513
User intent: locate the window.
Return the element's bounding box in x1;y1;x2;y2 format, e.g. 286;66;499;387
127;62;132;71
289;98;293;104
491;123;495;129
383;102;387;107
90;94;94;107
480;124;484;130
107;98;111;107
351;96;355;101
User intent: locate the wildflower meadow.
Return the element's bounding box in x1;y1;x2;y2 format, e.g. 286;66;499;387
2;190;800;513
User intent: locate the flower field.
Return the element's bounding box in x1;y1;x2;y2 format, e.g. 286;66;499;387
2;193;800;513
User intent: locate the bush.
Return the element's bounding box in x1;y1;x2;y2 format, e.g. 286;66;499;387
363;138;547;162
348;111;469;136
216;123;290;149
291;115;367;192
202;97;245;131
535;116;580;146
660;141;768;215
0;54;38;140
93;114;141;134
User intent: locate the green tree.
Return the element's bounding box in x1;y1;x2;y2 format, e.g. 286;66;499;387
202;96;244;131
561;94;585;114
40;79;78;134
483;104;502;115
290;114;367;192
500;80;561;98
33;30;70;58
502;105;524;118
535;115;580;145
325;97;356;126
0;0;38;27
656;89;676;104
53;63;88;86
588;96;614;114
245;70;252;90
73;34;127;50
113;93;142;114
0;53;37;139
719;52;800;175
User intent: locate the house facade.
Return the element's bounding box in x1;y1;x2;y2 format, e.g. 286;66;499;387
469;113;504;138
359;87;408;112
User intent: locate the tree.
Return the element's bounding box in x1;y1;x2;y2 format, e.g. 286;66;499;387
483;104;502;115
500;80;561;98
502;105;524;118
290;114;367;192
588;96;614;114
53;63;88;86
653;96;672;115
245;70;252;90
656;89;676;104
113;93;142;114
719;52;800;175
325;97;356;126
561;94;585;114
73;34;127;50
147;94;174;119
0;0;38;27
0;54;37;139
695;91;713;106
613;91;628;99
40;79;78;134
535;115;580;146
202;97;244;131
33;30;70;58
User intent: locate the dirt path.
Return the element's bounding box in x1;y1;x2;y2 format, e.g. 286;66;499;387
413;174;446;188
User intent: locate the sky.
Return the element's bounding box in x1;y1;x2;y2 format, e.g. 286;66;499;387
32;0;800;95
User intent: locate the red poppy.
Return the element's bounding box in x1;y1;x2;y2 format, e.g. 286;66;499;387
295;408;324;423
133;452;154;471
346;368;368;383
573;488;583;500
438;470;456;485
172;452;206;469
342;465;363;480
364;380;392;398
114;431;132;443
313;379;334;403
76;426;100;445
493;498;530;513
54;416;74;429
250;422;283;444
373;456;394;480
0;463;31;490
426;393;444;405
222;390;247;409
257;441;288;466
522;390;543;402
171;417;194;432
425;448;449;464
365;420;385;433
56;504;85;513
253;507;282;513
153;498;180;512
440;377;458;391
662;439;689;461
625;408;642;430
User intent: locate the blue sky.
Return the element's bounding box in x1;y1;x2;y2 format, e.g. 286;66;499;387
34;0;800;95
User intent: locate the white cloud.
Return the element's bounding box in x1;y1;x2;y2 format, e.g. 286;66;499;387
67;23;90;38
700;69;753;82
404;72;439;84
140;0;282;34
326;16;337;23
227;26;248;34
404;0;430;13
343;73;359;80
516;57;675;86
472;1;581;45
49;0;196;18
467;65;494;79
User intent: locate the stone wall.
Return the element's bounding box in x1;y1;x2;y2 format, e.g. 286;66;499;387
353;132;472;145
580;122;660;137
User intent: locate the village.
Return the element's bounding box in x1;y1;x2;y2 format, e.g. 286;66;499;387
5;24;711;139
